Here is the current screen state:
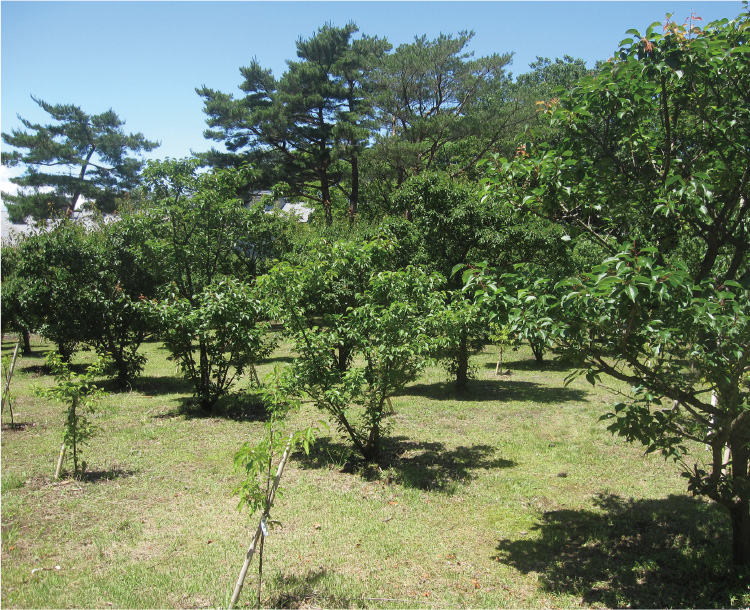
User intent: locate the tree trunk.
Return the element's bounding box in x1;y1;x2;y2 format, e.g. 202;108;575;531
336;343;351;372
110;349;130;390
530;340;545;364
69;146;96;215
362;421;381;462
199;342;213;411
729;436;750;566
321;162;333;226
58;341;77;363
729;500;750;567
22;329;31;356
348;154;359;221
70;395;79;472
455;328;469;393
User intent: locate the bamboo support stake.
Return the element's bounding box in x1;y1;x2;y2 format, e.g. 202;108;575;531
386;397;395;415
249;363;261;387
711;391;732;475
228;434;294;610
2;342;20;415
54;443;67;479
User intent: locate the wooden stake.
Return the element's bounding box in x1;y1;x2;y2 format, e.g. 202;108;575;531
2;342;20;417
54;443;67;479
386;397;395;415
228;434;294;610
495;343;505;377
256;529;265;608
249;363;261;388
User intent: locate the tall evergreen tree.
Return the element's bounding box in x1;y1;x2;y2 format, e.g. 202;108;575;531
272;23;354;225
513;55;594;148
1;96;159;223
198;23;387;223
330;33;391;218
368;31;524;186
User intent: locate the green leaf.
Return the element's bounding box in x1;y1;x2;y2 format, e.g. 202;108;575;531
626;284;638;303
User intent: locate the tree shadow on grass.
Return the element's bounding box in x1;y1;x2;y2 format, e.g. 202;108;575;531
152;391;269;423
1;421;36;432
95;374;193;395
494;493;748;608
401;378;587;405
293;435;354;471
296;435;516;494
266;568;348;609
20;361;95;377
1;345;47;359
263;354;295;365
125;375;193;396
484;355;576;373
19;363;50;377
491;379;588;404
384;436;516;493
77;468;139;484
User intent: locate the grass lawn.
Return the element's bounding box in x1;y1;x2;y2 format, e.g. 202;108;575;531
2;333;748;609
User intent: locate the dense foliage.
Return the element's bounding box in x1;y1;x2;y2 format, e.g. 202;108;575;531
481;10;750;565
146;278;275;410
261;238;445;460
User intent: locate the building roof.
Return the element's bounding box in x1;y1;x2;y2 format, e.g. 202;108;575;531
1;195;314;245
2;210;42;243
277;200;312;222
1;209;102;244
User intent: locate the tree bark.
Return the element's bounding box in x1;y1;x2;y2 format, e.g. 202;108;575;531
58;341;77;363
455;328;469;393
348;154;359;221
199;341;213;410
22;329;31;356
729;435;750;567
69;146;96;215
336;343;352;372
70;395;79;472
320;137;333;226
362;421;381;462
110;348;130;390
530;340;545;364
729;500;750;567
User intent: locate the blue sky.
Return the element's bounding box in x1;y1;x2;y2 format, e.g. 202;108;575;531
1;0;744;192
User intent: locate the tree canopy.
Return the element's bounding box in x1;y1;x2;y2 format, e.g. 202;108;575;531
198;23;391;224
481;8;750;566
2;97;159;223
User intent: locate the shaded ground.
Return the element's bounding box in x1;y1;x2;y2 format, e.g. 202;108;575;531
401;378;588;404
297;435;516;493
494;493;749;608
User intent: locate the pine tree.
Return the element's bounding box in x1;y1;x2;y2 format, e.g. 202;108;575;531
2;96;159;223
368;31;521;184
198;23;387;223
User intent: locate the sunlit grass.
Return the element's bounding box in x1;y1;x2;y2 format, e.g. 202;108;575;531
1;333;747;609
